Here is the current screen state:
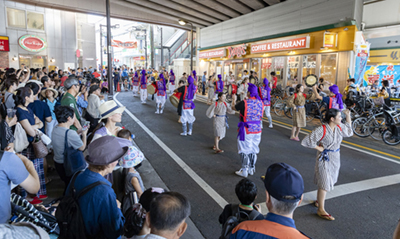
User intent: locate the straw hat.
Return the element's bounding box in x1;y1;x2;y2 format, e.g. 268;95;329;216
40;88;58;98
98;100;125;121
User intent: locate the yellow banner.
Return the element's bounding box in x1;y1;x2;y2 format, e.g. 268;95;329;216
369;48;400;63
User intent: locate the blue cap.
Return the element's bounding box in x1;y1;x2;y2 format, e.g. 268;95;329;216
262;163;304;203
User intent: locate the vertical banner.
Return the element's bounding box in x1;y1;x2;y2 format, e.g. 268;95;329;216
354;43;371;85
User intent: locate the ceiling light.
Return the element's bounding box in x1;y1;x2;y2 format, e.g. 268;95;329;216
178;20;187;26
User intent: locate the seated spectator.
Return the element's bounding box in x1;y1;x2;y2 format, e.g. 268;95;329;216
124;188;165;239
60;77;82;131
41;88;58;140
230;163;310;239
145;192;190;239
219;179;263;226
0;151;40;223
52;106;87;194
66;136;126;238
15;87;46;204
86;85;102;131
90;100;125;142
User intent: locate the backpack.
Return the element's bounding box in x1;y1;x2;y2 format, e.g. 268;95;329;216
219;204;260;239
55;170;108;239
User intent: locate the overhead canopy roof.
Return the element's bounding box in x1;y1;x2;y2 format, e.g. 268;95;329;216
10;0;286;30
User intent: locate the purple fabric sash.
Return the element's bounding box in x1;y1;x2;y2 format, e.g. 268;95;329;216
237;121;260;141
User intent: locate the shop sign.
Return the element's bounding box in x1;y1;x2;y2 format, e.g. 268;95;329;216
251;37;310;53
354;43;371;85
0;36;10;52
199;49;226;58
18;35;47;52
323;33;337;48
228;44;247;58
133;56;145;61
111;40;137;49
369;49;400;63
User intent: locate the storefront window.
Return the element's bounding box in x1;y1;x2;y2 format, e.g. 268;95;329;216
7;8;26;28
320;54;337;84
19;55;47;68
261;58;272;80
302;55;317;79
216;61;222;76
209;62;216;76
27;11;44;30
287;56;300;87
273;57;285;87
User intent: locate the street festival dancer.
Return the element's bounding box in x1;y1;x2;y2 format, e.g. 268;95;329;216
168;69;176;94
139;70;148;104
175;76;196;136
215;74;224;100
231;83;264;177
259;78;273;128
155;74;167;114
206;92;235;154
132;71;139;97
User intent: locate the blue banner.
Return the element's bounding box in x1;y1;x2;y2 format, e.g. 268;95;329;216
363;65;400;87
354;44;370;85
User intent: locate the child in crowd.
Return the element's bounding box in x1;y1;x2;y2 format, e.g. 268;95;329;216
41;88;58;143
219;178;264;226
123;187;165;239
117;129;145;214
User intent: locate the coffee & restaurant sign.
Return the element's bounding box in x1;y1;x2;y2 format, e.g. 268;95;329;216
199;49;226;58
251;36;310;53
19;35;47;52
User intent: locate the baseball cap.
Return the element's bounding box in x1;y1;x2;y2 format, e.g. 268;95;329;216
64;77;80;89
261;163;304;203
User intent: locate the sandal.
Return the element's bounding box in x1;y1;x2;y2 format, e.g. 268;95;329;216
314;200;319;208
317;211;335;221
212;146;216;150
215;149;224;154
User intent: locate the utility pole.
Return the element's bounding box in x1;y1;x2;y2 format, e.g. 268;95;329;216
144;29;147;69
150;25;154;69
100;25;103;76
106;0;113;96
160;27;163;69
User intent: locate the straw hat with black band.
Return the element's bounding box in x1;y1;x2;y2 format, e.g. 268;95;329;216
98;100;125;122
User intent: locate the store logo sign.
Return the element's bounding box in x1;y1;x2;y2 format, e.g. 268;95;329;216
251;36;310;53
19;35;47;52
0;36;10;52
391;51;399;60
228;44;246;58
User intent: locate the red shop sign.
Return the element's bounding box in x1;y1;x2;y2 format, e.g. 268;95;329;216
199;49;226;58
0;36;10;52
18;35;47;52
228;44;247;58
251;36;310;53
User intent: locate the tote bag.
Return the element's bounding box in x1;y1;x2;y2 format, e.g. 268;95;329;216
63;130;87;177
14;123;29;153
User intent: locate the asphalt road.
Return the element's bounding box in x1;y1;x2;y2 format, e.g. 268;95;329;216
116;91;400;239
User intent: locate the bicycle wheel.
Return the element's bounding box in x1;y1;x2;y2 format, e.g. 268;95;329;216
352;117;369;137
382;129;400;146
319;109;327;124
367;116;386;140
284;107;293;119
306;113;314;122
274;102;286;116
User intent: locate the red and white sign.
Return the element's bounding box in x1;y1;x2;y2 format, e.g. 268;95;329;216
0;36;10;52
111;40;137;49
18;35;47;52
228;44;247;58
199;49;226;58
76;49;81;58
251;36;310;53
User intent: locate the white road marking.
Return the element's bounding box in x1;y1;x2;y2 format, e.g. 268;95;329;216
114;93;229;208
259;173;400;214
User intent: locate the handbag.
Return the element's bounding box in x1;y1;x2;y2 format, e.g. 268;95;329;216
14;123;29;152
63;129;87;177
32;133;49;158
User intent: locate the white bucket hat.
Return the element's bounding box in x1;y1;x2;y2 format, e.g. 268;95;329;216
98;100;125;121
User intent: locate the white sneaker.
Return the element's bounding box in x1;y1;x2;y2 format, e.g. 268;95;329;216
235;169;248;178
248;168;254;175
187;131;192;136
155;110;160;114
180;132;187;136
269;124;273;128
160;110;163;114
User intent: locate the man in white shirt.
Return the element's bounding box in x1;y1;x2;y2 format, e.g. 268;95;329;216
241;70;249;82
